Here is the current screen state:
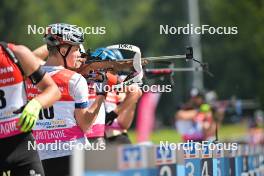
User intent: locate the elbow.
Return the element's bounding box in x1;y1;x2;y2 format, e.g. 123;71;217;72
118;123;129;130
77;115;96;132
117;119;130;130
81;112;98;132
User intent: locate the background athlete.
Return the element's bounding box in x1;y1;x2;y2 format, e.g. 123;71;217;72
88;47;142;145
0;42;60;176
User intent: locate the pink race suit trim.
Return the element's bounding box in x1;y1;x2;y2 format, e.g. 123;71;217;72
86;124;105;138
0;118;21;139
33;126;84;143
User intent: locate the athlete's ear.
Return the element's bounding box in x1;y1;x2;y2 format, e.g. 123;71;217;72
59;47;67;56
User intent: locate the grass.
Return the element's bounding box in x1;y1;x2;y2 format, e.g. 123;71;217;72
127;122;248;144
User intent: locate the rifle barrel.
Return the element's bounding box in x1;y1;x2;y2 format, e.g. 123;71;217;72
145;67;203;73
85;54;189;64
144;54;188;62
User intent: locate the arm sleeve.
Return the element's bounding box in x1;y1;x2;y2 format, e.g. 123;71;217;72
69;73;89;109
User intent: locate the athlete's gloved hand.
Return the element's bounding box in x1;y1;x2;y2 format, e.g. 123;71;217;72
199;103;211;113
105;111;118;125
94;71;118;96
17;98;42;132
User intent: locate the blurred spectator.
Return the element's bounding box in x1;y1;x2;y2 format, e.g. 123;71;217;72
175;88;205;142
247;110;264;144
195;104;216;141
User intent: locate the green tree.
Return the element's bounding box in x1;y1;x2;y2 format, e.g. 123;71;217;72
201;0;264;105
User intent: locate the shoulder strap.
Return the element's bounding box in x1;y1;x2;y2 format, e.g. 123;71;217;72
0;41;25;75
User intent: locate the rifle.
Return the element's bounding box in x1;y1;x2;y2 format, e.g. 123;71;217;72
74;44;212;87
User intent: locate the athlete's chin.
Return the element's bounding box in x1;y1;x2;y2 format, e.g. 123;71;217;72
74;61;82;68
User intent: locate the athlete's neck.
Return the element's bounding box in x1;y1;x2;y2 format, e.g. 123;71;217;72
45;55;64;67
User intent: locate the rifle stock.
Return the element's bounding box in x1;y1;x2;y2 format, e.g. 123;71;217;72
73;59;149;75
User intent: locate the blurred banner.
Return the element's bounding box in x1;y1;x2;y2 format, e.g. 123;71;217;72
136;92;161;143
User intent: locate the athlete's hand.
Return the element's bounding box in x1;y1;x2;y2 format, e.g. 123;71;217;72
94;71;118;96
17;98;42;132
200;103;211;113
105;111;118;125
